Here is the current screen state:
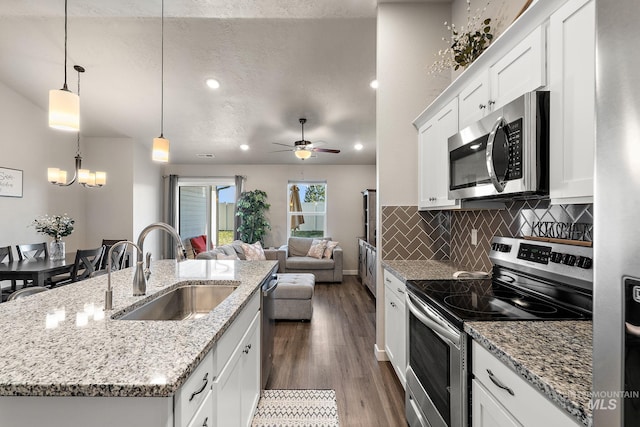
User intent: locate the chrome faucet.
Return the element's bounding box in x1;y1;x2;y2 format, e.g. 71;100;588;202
133;222;187;296
105;240;141;310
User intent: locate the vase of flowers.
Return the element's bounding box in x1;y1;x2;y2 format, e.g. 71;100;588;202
32;214;75;261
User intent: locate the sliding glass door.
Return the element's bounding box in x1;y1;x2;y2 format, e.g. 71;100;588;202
177;178;236;253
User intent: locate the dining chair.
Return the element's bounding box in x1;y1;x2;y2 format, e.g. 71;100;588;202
0;246;19;294
50;246;105;287
16;242;49;261
100;239;128;270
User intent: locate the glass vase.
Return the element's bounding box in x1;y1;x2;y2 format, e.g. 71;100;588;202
50;240;65;261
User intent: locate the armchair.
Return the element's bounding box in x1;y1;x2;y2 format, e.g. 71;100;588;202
279;237;343;283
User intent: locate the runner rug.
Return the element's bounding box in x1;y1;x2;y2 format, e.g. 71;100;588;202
251;389;340;427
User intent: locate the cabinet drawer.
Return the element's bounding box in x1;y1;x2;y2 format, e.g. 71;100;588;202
216;291;260;372
186;390;214;427
383;269;406;301
472;341;579;427
175;349;214;427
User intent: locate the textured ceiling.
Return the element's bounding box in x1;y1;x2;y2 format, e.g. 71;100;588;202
0;0;377;165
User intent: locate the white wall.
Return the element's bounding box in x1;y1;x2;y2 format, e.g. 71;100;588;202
0;81;86;253
164;163;376;272
376;2;451;357
132;141;163;257
84;137;135;247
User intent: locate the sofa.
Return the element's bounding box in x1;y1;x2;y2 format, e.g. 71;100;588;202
279;237;343;283
195;240;285;269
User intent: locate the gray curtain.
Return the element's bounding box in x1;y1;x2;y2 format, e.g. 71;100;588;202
165;174;179;258
233;175;245;241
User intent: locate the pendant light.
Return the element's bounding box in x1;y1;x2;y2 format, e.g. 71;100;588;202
48;65;107;188
49;0;80;132
152;0;169;163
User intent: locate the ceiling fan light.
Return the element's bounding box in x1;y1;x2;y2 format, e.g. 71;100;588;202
153;136;170;163
295;149;312;160
49;89;80;131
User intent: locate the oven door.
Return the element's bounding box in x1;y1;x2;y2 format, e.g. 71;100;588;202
406;291;466;427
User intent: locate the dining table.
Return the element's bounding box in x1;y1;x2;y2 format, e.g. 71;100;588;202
0;254;76;290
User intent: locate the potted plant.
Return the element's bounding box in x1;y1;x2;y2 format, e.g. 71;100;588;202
236;190;271;245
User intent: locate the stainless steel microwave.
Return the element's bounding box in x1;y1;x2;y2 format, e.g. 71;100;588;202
447;91;549;200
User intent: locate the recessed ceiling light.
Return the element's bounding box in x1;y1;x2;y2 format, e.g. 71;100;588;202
354;143;364;150
205;78;220;89
196;153;215;158
370;80;379;89
240;144;249;151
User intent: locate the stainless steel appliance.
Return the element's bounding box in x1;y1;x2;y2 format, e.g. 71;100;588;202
261;274;278;389
405;236;593;427
593;2;640;425
447;91;549;201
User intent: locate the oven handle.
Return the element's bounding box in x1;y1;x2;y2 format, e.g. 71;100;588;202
486;115;507;193
406;292;461;348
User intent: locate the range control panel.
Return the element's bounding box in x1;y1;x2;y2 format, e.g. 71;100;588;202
489;236;593;290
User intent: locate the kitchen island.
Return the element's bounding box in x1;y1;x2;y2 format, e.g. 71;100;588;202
0;258;278;426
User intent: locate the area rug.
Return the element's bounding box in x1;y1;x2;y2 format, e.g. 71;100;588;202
251;389;339;427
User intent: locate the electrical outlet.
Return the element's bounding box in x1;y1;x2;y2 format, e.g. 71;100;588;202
471;229;478;246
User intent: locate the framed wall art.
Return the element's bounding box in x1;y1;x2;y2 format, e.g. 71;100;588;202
0;167;23;198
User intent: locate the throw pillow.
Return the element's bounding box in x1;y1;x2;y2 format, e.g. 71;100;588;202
217;253;240;260
242;241;267;261
306;239;327;259
323;241;339;259
190;235;207;255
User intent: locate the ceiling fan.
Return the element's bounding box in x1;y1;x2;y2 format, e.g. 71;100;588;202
272;118;341;160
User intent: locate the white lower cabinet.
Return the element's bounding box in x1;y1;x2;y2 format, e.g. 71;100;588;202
472;341;579;427
187;390;214;427
213;310;261;427
383;269;406;388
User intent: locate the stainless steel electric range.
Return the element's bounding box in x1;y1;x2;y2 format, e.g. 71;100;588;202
405;236;593;427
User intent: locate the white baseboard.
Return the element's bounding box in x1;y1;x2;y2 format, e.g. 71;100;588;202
374;344;389;361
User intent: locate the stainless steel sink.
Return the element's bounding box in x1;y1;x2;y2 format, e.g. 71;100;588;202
116;284;238;321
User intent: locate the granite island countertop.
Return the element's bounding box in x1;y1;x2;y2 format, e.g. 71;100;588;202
381;259;476;282
465;321;592;427
0;259;277;398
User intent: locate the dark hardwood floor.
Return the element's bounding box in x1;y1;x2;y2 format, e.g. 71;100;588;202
268;275;407;426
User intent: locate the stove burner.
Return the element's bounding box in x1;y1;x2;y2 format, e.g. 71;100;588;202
443;292;559;316
443;294;502;315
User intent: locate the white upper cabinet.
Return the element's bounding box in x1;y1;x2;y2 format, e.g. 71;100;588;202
549;0;595;204
459;25;547;130
418;97;460;210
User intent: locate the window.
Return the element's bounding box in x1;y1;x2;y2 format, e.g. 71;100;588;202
177;178;236;250
287;182;327;238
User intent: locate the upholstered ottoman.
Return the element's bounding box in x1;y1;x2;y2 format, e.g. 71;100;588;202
273;273;315;320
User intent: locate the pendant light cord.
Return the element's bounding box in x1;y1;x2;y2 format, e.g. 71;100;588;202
160;0;164;137
76;66;81;155
63;0;68;91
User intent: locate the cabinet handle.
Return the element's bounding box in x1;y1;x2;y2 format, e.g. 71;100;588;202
189;372;209;401
385;277;391;283
243;343;252;354
487;369;515;396
202;417;209;427
390;301;397;308
488;99;495;106
397;288;405;294
479;103;487;109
